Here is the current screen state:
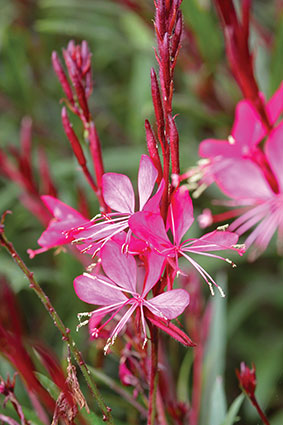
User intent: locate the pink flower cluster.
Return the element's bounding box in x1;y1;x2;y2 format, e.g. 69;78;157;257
29;155;242;351
197;82;283;259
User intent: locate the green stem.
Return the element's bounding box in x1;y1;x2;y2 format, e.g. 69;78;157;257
0;221;114;425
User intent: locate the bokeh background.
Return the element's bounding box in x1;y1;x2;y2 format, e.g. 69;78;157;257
0;0;283;424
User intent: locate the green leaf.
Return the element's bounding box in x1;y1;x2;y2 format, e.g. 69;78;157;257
270;14;283;94
34;371;60;399
80;409;108;425
181;0;222;69
220;394;244;425
200;273;227;425
209;377;227;425
176;349;194;402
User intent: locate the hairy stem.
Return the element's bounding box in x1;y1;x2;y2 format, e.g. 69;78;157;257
0;220;114;425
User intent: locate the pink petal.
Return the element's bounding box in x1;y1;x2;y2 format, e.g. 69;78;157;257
214;159;273;200
186;230;239;252
146;311;195;346
145;289;190;319
41;195;87;221
143;179;165;212
101;240;137;293
199;138;238;158
142;252;165;296
102;173;135;213
167;186;194;245
138;155;158;210
265;121;283;192
129;211;171;252
232;100;266;147
74;273;127;305
89;312;110;339
38;196;89;249
38;220;73;248
267;81;283;124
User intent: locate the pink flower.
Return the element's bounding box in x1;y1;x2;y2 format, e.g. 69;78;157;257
74;239;191;352
70;154;164;254
211;122;283;258
129;186;242;295
200;83;283;160
27;195;89;258
198;82;283;193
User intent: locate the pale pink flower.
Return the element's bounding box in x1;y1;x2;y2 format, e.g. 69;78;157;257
129;186;242;295
70;154;164;254
74;239;191;352
200;82;283;160
27;195;90;258
197;82;283;192
212;121;283;258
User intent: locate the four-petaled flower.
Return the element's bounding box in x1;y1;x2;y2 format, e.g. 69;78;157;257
74;239;191;352
129;186;242;295
70;155;164;255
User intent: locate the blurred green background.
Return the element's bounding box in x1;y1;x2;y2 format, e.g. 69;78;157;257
0;0;283;424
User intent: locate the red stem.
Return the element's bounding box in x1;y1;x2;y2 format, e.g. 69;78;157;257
250;396;270;425
147;325;159;425
190;344;203;425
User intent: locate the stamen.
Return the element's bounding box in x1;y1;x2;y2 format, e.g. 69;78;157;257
142;338;148;349
228;135;235;145
192;183;207;199
225;258;237;268
217;224;229;231
207;281;215;296
76;319;89;331
217;285;225;298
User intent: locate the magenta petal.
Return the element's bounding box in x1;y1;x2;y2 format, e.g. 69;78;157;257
232;100;265;147
186;230;239;252
41;195;87;221
167;186;194;245
138;155;158;210
74;273;127;305
214;159;273;200
101;240;137;292
129;211;171;252
102;173;135;213
265;121;283;192
142;252;165;296
267;81;283;124
146;289;190;320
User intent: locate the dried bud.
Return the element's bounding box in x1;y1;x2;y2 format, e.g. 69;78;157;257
236;362;256;398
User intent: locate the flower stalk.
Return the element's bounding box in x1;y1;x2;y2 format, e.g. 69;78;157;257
147;324;159;425
236;362;270;425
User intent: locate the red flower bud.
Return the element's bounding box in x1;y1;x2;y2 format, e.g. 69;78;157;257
236;362;256;398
